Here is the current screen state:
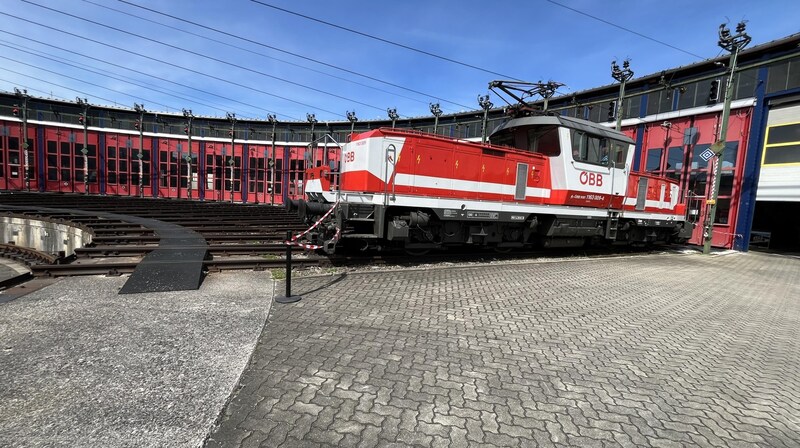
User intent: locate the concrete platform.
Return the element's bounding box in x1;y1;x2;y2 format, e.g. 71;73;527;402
0;258;30;283
2;251;799;447
0;271;274;447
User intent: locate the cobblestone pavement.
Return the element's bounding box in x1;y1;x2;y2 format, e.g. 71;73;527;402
206;252;800;447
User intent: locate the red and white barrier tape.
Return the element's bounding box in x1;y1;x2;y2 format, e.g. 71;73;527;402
286;227;341;250
285;201;340;249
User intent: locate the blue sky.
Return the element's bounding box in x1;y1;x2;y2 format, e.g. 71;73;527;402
2;0;799;122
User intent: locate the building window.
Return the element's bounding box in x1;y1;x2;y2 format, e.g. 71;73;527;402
645;148;662;171
763;123;800;165
734;68;758;99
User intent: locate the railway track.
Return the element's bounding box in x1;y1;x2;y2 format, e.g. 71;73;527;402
0;192;321;279
0;193;688;282
29;256;325;277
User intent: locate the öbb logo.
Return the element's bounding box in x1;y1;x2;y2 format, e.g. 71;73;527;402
579;171;603;186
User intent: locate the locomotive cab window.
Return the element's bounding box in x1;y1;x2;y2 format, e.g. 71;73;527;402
571;130;628;167
608;139;629;166
490;129;515;148
527;126;560;156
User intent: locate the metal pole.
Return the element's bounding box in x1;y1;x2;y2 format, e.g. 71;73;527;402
703;22;751;255
387;108;398;129
229;158;234;203
347;110;357;137
227;112;236;203
263;148;269;205
77;97;89;194
15;88;30;191
307;113;317;170
611;60;634;131
285;230;292;297
430;103;442;134
185;154;193;200
134;103;145;197
268;114;277;205
221;145;226;202
478;95;493;144
615;81;627;131
183;109;194;200
275;230;301;303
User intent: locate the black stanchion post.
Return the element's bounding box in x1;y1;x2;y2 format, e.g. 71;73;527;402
275;230;301;303
285;230;292;296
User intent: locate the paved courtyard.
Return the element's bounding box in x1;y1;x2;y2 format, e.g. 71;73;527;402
206;251;800;447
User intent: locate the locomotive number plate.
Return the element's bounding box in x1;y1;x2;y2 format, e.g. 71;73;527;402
466;211;499;220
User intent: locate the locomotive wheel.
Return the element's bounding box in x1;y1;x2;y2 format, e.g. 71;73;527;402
493;246;513;254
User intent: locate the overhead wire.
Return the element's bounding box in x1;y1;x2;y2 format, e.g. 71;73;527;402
249;0;521;80
21;0;387;116
3;67;121;106
116;0;473;111
81;0;442;112
0;55;179;111
0;12;338;118
544;0;706;60
0;29;298;120
1;81;70;103
0;38;264;119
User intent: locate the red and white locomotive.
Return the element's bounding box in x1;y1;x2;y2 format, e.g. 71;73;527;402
298;92;694;254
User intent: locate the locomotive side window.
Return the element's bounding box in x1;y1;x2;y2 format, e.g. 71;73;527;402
527;126;560;156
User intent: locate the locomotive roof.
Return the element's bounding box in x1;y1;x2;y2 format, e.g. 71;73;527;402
490;115;634;144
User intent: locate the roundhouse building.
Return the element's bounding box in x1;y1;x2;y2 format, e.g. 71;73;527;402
2;33;799;252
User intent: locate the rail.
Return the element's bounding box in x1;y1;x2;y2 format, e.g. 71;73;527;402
0;242;61;266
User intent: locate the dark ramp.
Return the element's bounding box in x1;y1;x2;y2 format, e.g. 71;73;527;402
0;204;207;294
117;218;208;294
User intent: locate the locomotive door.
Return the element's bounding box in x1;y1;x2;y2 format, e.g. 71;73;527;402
608;140;633;208
382;138;403;205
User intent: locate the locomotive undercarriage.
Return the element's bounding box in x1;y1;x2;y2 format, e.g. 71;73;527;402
298;201;689;254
